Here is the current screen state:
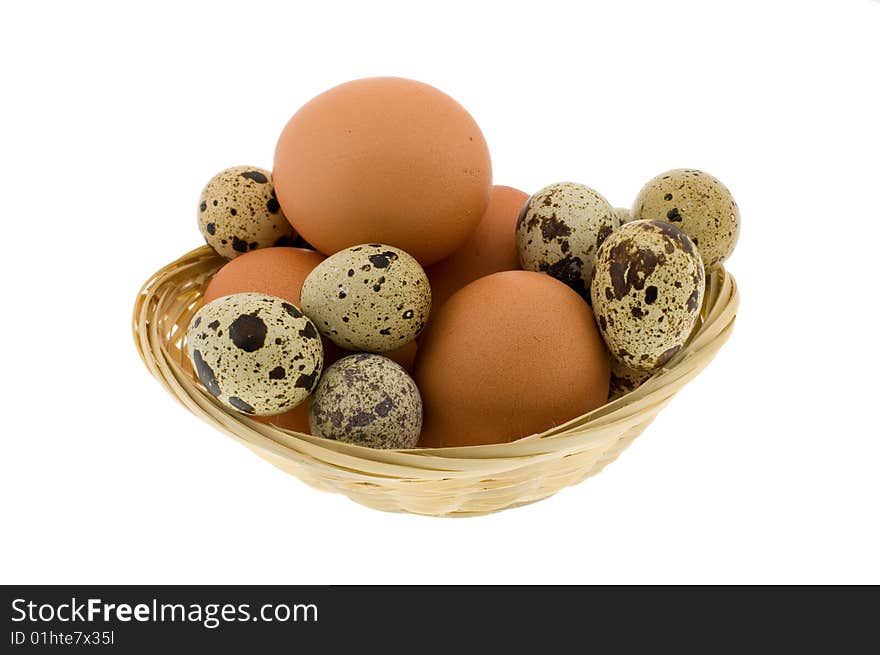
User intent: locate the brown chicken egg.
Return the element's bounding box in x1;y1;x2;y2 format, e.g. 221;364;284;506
273;77;492;266
426;185;528;314
414;271;610;447
204;246;325;306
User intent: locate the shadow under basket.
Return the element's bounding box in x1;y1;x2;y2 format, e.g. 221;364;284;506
133;245;739;517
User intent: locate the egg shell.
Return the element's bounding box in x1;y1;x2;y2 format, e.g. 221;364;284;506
609;359;652;401
186;293;323;416
614;207;633;225
301;244;431;352
516;182;620;303
256;402;312;433
309;354;422;449
204;247;325;306
632;168;740;267
415;271;610;447
383;340;418;373
198;166;296;259
426;185;528;314
590;220;705;372
273;77;492;266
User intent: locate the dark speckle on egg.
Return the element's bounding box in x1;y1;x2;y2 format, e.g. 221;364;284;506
374;396;394;417
192;349;221;397
655;345;682;368
281;302;302;319
228;396;255;413
346;411;376;429
687;288;701;312
239;170;268;184
368;253;392;268
539;213;571;241
299;322;318;339
295;368;319;390
538;255;588;301
229;313;267;352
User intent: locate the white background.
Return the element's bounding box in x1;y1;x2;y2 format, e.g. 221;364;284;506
1;0;878;584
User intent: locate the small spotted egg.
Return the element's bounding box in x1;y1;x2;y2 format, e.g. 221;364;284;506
632;168;740;267
300;244;431;352
186;293;323;415
515;182;620;303
309;354;422;449
198;166;296;259
590;220;705;372
609;359;652;400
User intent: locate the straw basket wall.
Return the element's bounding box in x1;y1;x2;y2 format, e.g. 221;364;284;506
133;245;739;517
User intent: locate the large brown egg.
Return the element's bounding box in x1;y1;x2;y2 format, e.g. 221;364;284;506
426;185;528;314
414;271;610;447
273;77;492;266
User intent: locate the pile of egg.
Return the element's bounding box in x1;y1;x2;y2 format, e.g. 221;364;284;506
187;77;739;449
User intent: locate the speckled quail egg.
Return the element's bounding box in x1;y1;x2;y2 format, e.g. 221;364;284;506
186;293;323;415
609;359;652;401
300;244;431;352
516;182;620;302
309;354;422;449
590;220;705;372
614;207;633;225
198;166;296;259
632;168;739;267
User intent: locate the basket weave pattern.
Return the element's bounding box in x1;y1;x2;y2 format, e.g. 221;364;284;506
133;246;739;517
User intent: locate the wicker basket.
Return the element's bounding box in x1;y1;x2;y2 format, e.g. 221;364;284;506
133;245;739;517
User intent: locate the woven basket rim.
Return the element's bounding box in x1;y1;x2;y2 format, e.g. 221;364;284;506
133;245;738;488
